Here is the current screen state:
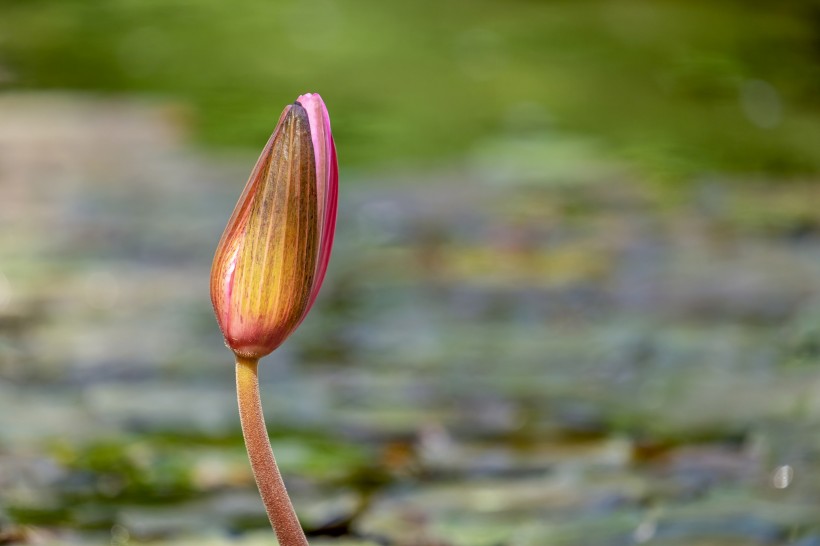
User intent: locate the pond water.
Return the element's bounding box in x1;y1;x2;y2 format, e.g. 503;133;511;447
1;95;819;545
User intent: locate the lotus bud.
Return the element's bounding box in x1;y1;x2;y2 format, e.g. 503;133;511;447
210;94;338;359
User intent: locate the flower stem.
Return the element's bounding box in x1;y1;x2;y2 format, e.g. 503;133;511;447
235;355;308;546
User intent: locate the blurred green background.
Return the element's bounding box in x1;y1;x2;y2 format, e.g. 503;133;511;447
1;1;820;545
3;0;820;177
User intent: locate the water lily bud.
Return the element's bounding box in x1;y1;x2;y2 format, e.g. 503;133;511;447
211;95;338;359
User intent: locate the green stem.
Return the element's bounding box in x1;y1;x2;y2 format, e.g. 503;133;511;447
236;356;308;546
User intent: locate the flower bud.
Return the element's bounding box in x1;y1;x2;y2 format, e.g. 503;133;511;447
211;95;338;359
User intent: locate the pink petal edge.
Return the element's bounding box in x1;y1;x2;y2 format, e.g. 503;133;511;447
296;93;339;314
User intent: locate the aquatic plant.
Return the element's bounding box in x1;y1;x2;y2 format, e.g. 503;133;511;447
211;93;338;545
